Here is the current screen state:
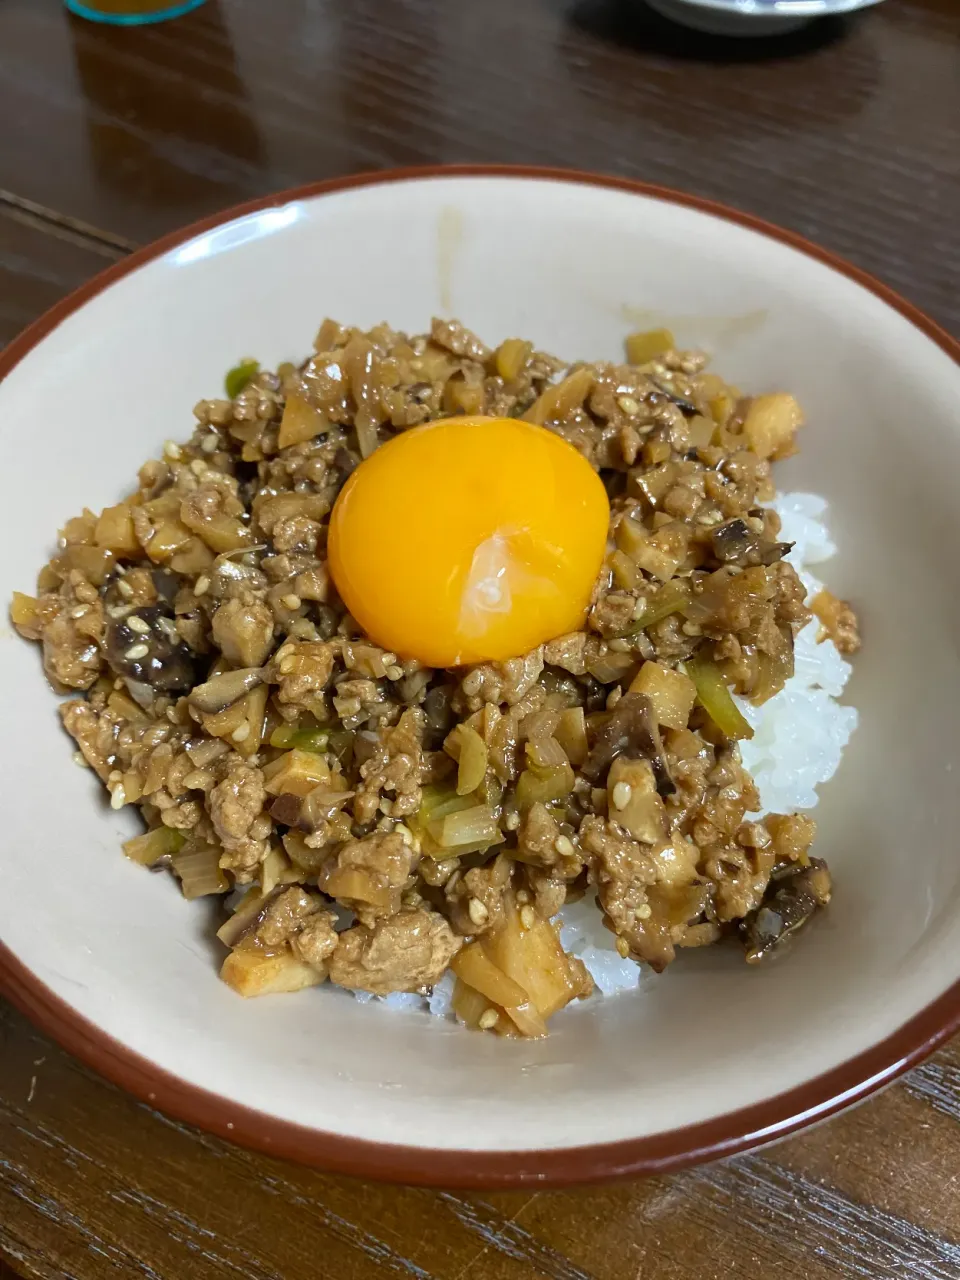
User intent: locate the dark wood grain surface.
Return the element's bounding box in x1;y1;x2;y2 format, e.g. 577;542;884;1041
0;2;958;1278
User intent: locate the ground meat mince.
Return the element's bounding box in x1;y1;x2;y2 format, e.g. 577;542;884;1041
10;319;857;1036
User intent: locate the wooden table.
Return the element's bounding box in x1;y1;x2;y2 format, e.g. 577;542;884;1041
1;2;958;1277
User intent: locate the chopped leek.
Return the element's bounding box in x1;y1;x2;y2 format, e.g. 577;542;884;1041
685;654;754;740
123;826;185;867
224;357;259;399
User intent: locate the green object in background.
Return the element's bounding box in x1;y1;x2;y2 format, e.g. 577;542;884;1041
65;0;206;25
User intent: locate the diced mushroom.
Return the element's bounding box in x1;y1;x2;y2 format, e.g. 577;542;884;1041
582;691;675;796
711;518;794;568
740;859;832;962
103;606;198;693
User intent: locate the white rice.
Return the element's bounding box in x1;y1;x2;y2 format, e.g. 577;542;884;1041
361;492;858;1018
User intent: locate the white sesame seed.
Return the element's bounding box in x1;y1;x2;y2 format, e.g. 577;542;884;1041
395;824;413;846
616;937;630;958
190;458;207;476
107;604;132;619
108;769;122;783
478;1008;499;1031
467;897;488;927
612;781;633;810
157;617;179;638
386;665;403;681
554;834;575;857
124;643;149;661
281;594;302;610
230;723;251;742
381;652;397;668
72;751;88;768
109;785;126;810
279;656;295;674
201;433;220;453
194;576;210;596
116;578;135;599
503;812;520;831
520;905;536;930
637;903;652;920
127;615;151;635
276;644;294;663
378;798;394;816
163;440;181;460
617;394;640;416
633;598;648;620
69;605;89;619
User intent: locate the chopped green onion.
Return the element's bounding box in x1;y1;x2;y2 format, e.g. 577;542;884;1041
123;826;186;867
225;358;260;399
618;579;691;638
268;725;329;753
685;654;753;741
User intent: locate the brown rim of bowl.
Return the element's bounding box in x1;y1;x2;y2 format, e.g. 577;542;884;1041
1;165;958;1188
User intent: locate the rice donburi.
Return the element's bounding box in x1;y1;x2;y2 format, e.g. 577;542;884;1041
10;318;860;1038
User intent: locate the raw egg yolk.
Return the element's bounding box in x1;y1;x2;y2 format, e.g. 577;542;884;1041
328;416;610;668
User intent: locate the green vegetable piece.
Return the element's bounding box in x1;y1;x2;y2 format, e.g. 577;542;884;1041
685;654;754;741
123;826;186;867
225;357;260;399
618;579;691;638
268;725;329;753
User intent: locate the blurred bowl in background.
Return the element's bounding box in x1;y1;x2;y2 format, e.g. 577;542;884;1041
645;0;884;37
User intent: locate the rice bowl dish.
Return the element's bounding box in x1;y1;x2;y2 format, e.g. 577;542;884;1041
11;316;859;1037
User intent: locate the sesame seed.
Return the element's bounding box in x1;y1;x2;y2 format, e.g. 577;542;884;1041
616;937;630;958
69;605;89;619
516;889;531;905
637;903;652;920
378;798;394;816
109;784;126;810
554;834;575;857
157;617;179;638
681;621;701;637
124;643;149;661
633;598;649;620
72;751;88;768
276;644;294;663
381;652;397;668
116;578;135;599
279;656;295;675
230;723;251;742
281;594;302;610
617;394;640;416
194;576;210;596
395;824;413;846
386;666;403;681
520;905;536;930
612;781;633;810
163;440;181;460
201;433;220;453
503;812;520;831
108;769;123;783
107;604;132;619
478;1008;499;1031
467;898;488;927
190;458;207;476
127;615;151;635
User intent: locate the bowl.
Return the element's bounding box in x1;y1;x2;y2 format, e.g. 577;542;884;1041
645;0;884;37
1;167;958;1187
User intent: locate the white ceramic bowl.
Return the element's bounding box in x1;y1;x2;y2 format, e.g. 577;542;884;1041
1;168;958;1186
